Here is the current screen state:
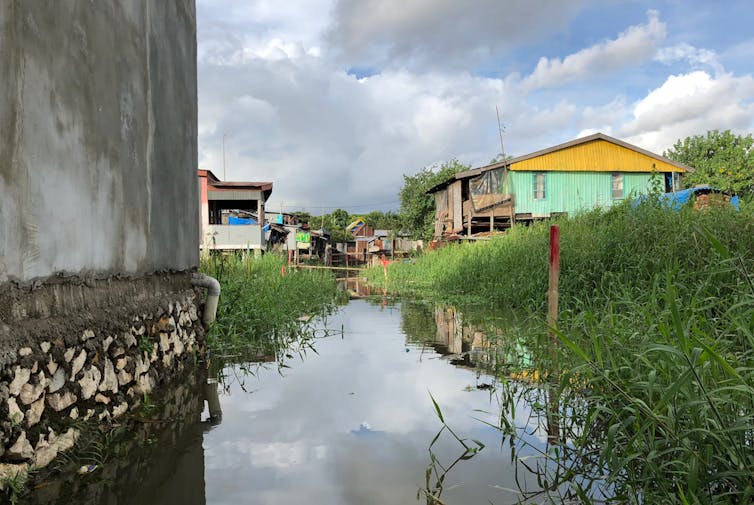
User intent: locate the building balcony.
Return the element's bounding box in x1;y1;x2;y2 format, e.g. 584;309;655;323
201;224;265;250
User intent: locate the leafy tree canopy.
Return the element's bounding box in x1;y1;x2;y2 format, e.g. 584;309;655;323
291;211;312;225
399;159;470;241
330;208;350;229
363;210;401;231
664;130;754;195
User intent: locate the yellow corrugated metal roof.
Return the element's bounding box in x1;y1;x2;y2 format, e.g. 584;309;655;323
509;136;685;173
459;133;690;176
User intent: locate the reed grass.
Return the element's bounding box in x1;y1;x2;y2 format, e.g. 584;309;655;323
369;199;754;503
200;252;342;352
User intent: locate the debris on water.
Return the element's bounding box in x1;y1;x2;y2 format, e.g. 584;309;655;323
351;421;385;437
464;383;494;391
78;464;97;475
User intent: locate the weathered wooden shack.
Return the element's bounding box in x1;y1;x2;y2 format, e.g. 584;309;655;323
428;133;692;239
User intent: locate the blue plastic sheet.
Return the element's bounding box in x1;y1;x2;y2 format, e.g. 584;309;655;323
228;216;257;225
657;186;740;211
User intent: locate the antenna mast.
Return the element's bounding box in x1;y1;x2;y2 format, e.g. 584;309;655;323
222;133;227;180
495;105;506;161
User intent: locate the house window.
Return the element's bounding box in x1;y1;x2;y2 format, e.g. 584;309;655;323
532;173;546;200
612;173;624;199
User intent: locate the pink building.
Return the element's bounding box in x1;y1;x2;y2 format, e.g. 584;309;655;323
198;169;273;250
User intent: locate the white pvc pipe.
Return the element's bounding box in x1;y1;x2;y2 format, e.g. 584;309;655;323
191;273;221;326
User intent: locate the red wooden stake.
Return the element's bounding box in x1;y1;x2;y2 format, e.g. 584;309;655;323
547;225;560;444
548;224;560;326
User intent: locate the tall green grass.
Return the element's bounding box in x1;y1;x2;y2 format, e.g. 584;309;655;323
368;200;754;312
200;253;341;352
368;200;754;503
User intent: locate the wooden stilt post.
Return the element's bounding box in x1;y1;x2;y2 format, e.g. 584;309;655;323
547;225;560;444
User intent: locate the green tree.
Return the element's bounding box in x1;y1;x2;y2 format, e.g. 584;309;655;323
488;153;513;164
291;211;312;225
664;130;754;195
312;210;354;244
399;159;469;240
363;210;401;231
330;208;350;229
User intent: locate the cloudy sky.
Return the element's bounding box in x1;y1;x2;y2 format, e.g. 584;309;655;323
196;0;754;213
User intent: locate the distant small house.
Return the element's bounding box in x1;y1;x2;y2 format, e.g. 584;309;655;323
427;133;693;239
346;218;374;238
198;169;273;250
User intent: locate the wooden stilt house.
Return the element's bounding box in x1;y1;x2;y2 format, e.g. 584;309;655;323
427;133;692;239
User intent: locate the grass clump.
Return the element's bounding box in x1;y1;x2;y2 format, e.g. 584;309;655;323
200;252;341;352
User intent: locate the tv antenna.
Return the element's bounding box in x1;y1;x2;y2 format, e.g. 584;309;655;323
222;133;227;180
496;105;506;162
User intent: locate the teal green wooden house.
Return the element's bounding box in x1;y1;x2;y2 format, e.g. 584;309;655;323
428;133;692;239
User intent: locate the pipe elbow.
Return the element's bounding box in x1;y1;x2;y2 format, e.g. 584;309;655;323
192;273;221;326
192;273;221;296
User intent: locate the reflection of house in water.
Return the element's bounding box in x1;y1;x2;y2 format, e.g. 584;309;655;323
402;302;532;377
341;277;379;299
432;306;494;369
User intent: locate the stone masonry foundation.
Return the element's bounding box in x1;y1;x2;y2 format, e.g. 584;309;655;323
0;273;206;485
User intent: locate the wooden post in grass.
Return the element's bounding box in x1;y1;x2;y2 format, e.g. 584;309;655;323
381;253;388;283
548;225;560;336
547;224;560;444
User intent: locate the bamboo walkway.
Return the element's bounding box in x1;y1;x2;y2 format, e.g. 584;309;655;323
294;265;365;272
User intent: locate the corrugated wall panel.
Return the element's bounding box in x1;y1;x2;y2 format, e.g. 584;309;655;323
451;181;463;232
510;172;654;216
509;139;684;173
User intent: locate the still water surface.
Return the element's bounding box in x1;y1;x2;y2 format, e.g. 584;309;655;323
26;300;549;505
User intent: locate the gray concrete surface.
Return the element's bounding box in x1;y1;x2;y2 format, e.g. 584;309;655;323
0;1;198;283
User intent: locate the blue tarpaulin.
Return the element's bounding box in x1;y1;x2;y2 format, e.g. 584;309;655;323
657;185;740;211
228;216;257;225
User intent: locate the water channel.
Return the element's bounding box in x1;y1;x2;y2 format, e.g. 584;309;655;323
22;297;559;505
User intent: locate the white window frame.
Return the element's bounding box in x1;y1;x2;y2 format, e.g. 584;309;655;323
612;173;624;200
532;173;546;200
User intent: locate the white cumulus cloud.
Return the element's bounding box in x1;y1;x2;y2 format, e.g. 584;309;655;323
522;10;666;90
620;70;754;152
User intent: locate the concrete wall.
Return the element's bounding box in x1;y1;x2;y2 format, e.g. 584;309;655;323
203;224;265;250
0;1;198;283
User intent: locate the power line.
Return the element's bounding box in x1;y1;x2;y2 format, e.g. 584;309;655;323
270;200;401;211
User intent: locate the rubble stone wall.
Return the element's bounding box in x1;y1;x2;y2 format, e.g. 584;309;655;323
0;273;205;482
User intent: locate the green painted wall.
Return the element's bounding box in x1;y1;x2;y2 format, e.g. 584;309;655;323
509;171;656;216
